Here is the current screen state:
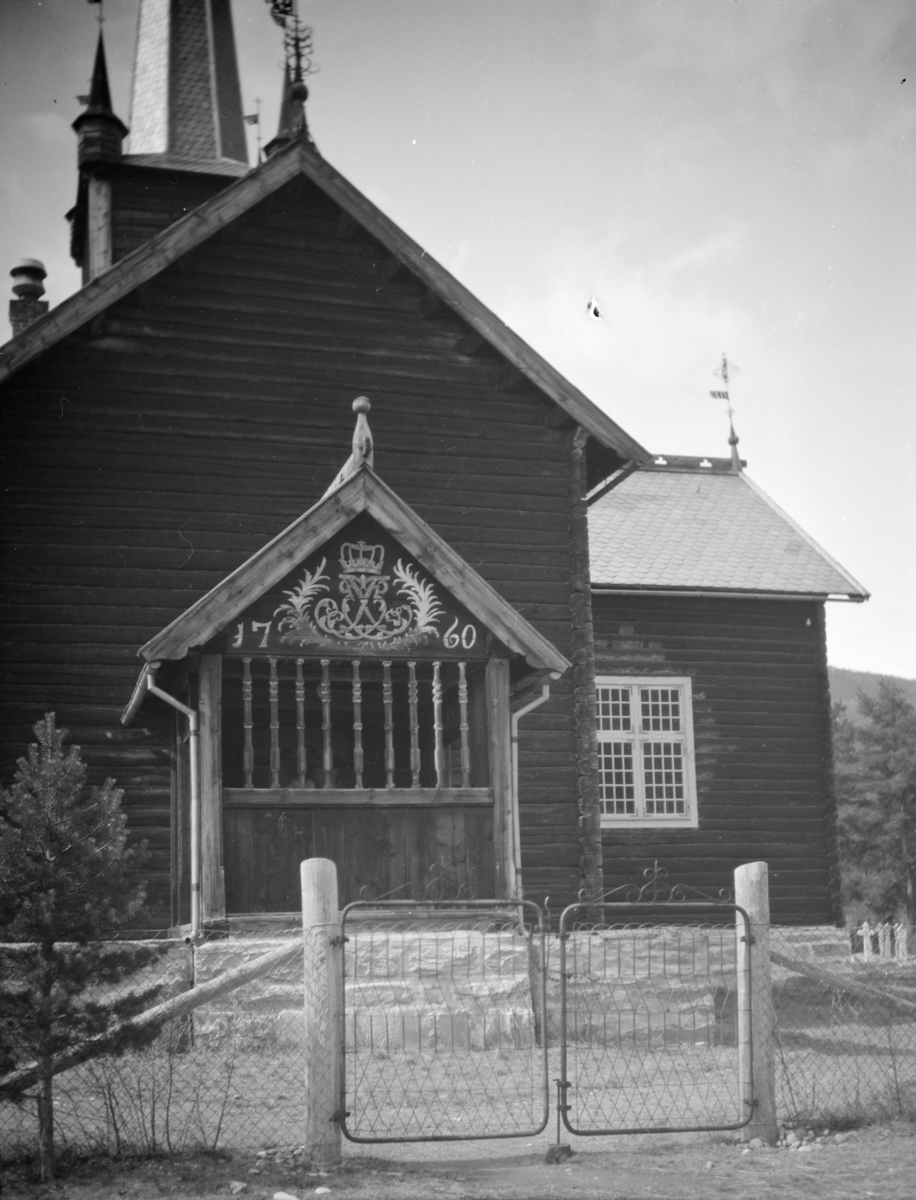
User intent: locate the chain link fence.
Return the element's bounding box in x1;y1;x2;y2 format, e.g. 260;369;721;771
0;932;310;1161
770;926;916;1128
2;920;916;1164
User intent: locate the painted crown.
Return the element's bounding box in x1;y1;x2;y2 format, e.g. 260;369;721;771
339;541;385;575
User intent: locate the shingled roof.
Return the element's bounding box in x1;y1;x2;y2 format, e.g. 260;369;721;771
588;458;868;600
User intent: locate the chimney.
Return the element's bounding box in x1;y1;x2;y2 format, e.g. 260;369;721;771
9;260;49;339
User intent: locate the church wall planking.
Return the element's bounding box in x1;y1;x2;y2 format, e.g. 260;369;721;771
1;173;585;923
592;593;840;925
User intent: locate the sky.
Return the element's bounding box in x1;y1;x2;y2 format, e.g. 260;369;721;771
1;0;914;679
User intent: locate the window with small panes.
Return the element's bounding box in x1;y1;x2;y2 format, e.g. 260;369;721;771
595;677;698;828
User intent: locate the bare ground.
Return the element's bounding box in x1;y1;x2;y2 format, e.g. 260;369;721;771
4;1122;916;1200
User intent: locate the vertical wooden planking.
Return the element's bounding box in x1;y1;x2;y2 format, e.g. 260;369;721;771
269;657;280;788
199;653;226;922
295;658;307;785
458;660;470;788
242;656;254;788
383;660;395;788
320;659;332;788
408;660;420;788
352;660;363;789
432;660;444;788
486;656;513;899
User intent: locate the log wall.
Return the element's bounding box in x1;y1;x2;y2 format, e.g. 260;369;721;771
592;594;841;925
1;171;585;924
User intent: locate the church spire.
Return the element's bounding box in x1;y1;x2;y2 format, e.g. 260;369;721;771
127;0;248;167
72;32;128;170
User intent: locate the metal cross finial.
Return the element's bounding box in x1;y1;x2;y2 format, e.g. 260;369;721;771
265;0;315;87
710;352;742;473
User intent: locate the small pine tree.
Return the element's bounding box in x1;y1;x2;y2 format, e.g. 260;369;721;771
0;715;164;1180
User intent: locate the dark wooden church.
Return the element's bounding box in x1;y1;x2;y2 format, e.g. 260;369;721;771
0;0;867;932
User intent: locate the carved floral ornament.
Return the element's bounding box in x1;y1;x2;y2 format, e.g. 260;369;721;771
228;539;481;655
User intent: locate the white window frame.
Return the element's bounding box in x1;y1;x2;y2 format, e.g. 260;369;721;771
595;676;698;829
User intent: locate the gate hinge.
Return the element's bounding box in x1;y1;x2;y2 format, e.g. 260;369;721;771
740;934;756;945
331;1109;350;1123
329;935;349;947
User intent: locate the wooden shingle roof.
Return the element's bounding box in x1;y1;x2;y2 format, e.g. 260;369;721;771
588;461;868;600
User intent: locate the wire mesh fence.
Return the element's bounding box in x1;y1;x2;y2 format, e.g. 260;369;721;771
2;918;916;1164
556;913;748;1134
770;926;916;1127
340;901;549;1142
0;933;310;1161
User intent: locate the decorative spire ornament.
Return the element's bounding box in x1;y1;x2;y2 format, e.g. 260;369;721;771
710;353;742;473
263;0;316;156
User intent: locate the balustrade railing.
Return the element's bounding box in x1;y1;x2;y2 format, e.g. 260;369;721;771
222;657;482;793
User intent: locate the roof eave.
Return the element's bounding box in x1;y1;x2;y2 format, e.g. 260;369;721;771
591;584;869;602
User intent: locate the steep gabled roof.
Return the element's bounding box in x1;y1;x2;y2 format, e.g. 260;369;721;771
0;138;648;463
138;463;571;674
588;459;868;600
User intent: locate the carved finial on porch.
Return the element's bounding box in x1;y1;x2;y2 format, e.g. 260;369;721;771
322;396;374;497
351;396;374;471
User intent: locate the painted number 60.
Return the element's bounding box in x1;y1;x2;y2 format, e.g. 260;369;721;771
444;618;477;650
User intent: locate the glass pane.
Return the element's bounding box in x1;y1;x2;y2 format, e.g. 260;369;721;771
598;740;635;814
596;686;631;731
642;740;686;815
639;687;681;732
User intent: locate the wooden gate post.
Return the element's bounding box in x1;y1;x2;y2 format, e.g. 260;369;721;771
735;861;777;1144
301;857;342;1166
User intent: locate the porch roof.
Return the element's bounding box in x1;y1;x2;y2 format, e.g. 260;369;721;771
133;464;571;674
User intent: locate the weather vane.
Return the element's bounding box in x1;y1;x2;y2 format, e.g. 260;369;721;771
710;352;742;472
264;0;315;86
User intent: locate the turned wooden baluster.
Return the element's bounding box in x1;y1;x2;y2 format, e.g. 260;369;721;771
352;660;363;789
295;658;307;786
458;660;470;788
383;660;395;789
242;656;254;788
432;661;444;788
408;661;420;788
320;659;333;788
268;657;280;788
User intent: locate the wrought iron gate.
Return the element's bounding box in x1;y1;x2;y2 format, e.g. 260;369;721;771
339;899;549;1142
557;869;754;1135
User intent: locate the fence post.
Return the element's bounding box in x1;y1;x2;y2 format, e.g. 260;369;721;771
734;861;777;1144
301;857;342;1167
